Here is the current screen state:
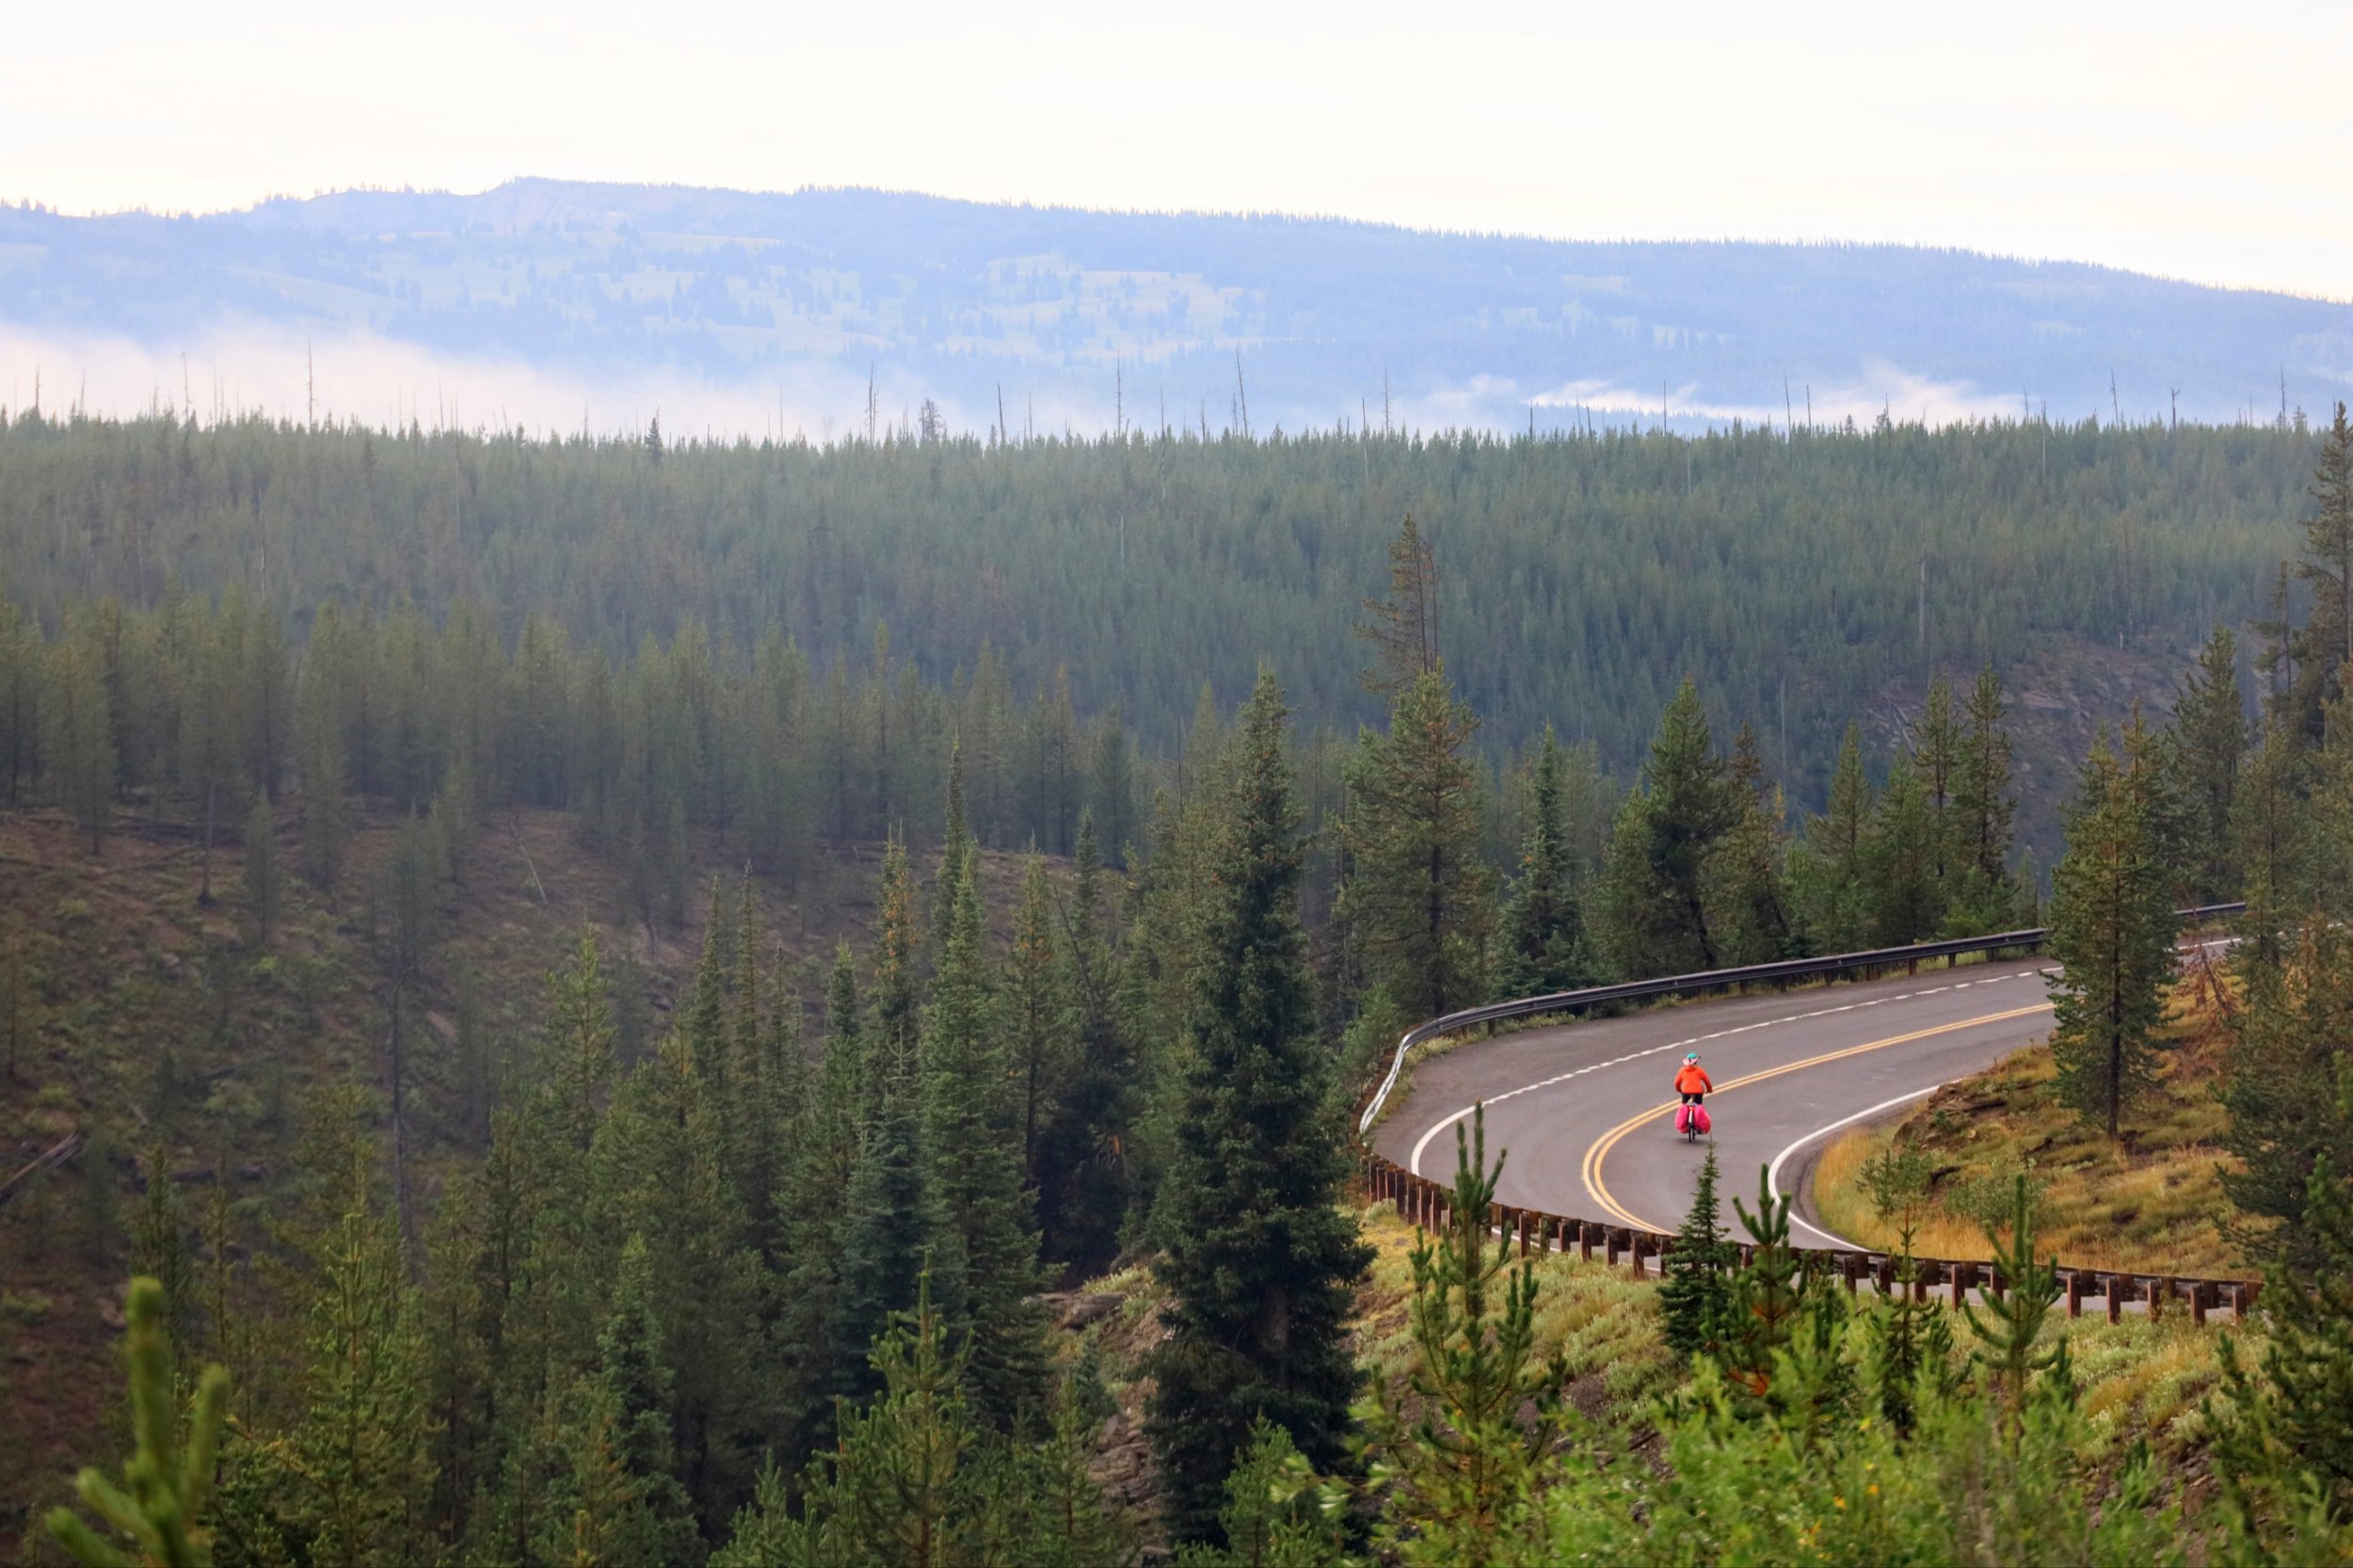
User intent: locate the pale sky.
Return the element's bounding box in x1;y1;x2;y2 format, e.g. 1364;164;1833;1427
6;0;2350;300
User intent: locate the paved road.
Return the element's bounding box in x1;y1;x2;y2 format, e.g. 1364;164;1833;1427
1369;958;2059;1244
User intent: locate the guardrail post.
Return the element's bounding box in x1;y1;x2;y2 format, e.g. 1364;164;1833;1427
1629;1234;1649;1280
1516;1209;1532;1257
2149;1277;2165;1323
1841;1253;1860;1293
1604;1228;1622;1268
2065;1271;2083;1319
2105;1276;2122;1325
1988;1264;2007;1302
1950;1262;1970;1309
2192;1281;2208;1327
1578;1221;1595;1262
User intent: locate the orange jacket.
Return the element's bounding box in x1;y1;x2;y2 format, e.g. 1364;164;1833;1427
1674;1064;1713;1096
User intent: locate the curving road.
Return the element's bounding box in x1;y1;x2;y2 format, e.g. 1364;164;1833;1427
1369;958;2061;1244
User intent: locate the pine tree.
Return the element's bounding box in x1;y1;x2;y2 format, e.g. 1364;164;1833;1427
131;1148;198;1362
1354;515;1442;700
542;1231;700;1568
46;1278;231;1568
2216;1151;2353;1530
1494;727;1591;996
921;840;1049;1430
1795;721;1874;951
1175;1420;1347;1568
1146;668;1372;1546
1371;1105;1567;1568
1948;664;2026;930
1958;1176;2067;1456
717;1274;987;1568
2164;626;2247;903
1658;1144;1733;1359
1866;750;1945;943
1033;813;1140;1282
2222;920;2353;1265
1708;724;1796;965
833;846;938;1402
2047;728;2174;1138
46;620;116;855
1338;665;1494;1019
241;792;281;939
2233;717;2311;969
2271;402;2353;743
279;1147;439;1565
1595;678;1735;979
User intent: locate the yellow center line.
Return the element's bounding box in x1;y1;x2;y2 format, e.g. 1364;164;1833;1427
1577;1003;2051;1233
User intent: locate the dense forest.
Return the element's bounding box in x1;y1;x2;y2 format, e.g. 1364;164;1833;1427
7;406;2353;1562
0;408;2318;824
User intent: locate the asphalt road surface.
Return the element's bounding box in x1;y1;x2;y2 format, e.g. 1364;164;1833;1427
1369;957;2060;1244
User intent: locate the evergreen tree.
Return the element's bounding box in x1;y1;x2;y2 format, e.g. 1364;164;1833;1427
1947;664;2026;930
544;1232;701;1568
1033;813;1140;1282
2222;920;2353;1265
1658;1144;1733;1359
921;840;1050;1429
1353;515;1442;701
2164;626;2247;903
1146;668;1371;1546
241;792;281;939
46;620;116;855
2216;1149;2353;1536
1708;724;1796;964
1595;678;1735;979
1338;666;1494;1019
2047;728;2174;1137
130;1149;198;1362
46;1278;231;1568
1794;720;1874;951
277;1147;439;1565
1493;727;1591;996
2233;715;2311;971
1174;1421;1347;1568
833;844;938;1402
1866;749;1945;943
1370;1105;1567;1568
2266;402;2353;743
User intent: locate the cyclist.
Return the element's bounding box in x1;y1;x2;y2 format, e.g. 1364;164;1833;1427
1674;1052;1712;1107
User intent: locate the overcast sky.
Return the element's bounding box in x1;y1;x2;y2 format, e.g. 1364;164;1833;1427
7;0;2349;300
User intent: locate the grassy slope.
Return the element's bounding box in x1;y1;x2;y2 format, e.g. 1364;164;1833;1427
1810;969;2243;1277
0;802;1043;1549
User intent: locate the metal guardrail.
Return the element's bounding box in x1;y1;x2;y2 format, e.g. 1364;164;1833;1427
1357;904;2247;1136
1360;1154;2261;1323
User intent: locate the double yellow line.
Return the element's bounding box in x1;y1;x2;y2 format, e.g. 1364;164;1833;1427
1577;1003;2051;1232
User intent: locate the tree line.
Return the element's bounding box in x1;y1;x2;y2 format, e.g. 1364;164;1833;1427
0;405;2313;806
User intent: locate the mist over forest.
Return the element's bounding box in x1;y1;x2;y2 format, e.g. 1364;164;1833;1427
5;179;2351;439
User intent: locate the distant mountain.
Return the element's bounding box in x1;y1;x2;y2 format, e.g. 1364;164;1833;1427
3;178;2348;435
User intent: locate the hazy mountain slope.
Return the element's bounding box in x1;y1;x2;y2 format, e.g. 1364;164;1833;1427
3;179;2348;434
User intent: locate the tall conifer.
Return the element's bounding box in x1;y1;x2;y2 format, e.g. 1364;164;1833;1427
1146;668;1371;1545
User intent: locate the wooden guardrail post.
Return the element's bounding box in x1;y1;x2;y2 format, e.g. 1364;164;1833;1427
1841;1253;1861;1293
1578;1220;1595;1262
1604;1228;1622;1268
2105;1276;2123;1324
2191;1281;2208;1327
2149;1277;2165;1323
2065;1271;2083;1319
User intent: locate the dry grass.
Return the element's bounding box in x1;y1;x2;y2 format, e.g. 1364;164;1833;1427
1349;1200;1680;1417
1810;981;2243;1277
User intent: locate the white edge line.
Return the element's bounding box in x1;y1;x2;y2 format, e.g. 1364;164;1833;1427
1767;1085;1945;1250
1409;1105;1480;1176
